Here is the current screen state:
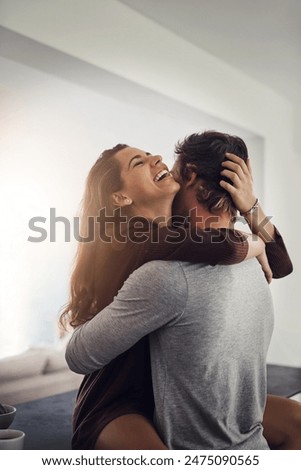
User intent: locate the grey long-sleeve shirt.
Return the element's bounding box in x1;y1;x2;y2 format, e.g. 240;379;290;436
66;258;274;450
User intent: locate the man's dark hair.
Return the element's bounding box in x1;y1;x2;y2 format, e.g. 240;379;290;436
174;130;249;218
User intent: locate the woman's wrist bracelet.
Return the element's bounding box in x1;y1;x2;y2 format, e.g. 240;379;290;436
239;198;259;217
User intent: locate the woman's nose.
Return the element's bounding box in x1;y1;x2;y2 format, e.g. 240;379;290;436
150;154;162;166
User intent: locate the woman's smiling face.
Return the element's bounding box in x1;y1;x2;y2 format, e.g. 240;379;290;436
112;147;180;217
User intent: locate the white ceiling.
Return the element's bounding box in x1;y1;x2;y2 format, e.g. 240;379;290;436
119;0;301;103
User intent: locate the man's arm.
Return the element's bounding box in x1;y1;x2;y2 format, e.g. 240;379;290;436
65;261;186;374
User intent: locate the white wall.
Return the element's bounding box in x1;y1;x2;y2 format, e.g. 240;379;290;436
0;0;300;365
0;52;262;359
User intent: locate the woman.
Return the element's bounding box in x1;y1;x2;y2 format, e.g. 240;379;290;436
61;135;295;449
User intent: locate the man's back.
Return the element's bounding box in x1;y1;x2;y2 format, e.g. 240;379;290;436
149;258;274;450
66;255;274;450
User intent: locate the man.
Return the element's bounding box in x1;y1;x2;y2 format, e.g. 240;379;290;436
172;132;300;449
66;131;299;449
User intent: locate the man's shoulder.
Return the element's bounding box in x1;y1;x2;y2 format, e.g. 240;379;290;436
132;260;184;279
119;260;187;314
213;258;270;293
126;260;186;292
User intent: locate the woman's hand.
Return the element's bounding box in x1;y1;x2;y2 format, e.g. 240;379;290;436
257;250;273;284
243;232;272;283
220;152;276;242
220;153;257;214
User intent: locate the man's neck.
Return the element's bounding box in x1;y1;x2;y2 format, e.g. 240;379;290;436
188;205;232;229
131;202;173;226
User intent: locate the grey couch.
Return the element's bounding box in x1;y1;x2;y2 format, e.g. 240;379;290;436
0;348;83;405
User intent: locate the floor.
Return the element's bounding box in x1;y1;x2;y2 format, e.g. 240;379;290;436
267;364;301;397
11;364;301;450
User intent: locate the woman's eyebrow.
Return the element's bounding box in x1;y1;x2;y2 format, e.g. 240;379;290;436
128;152;151;168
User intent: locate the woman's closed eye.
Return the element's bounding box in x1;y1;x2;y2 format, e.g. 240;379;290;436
133;160;144;167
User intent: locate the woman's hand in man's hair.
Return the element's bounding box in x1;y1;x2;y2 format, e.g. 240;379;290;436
220;152;257;214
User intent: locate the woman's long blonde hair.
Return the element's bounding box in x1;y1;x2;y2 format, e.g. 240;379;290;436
59;144;128;329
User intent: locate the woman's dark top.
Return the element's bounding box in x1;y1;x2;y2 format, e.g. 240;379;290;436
71;223;292;449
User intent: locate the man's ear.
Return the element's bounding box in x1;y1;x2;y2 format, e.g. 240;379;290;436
184;170;198;189
112;192;132;207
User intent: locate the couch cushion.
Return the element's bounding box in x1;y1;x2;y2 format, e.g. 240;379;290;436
0;370;83;405
43;349;68;374
0;349;48;381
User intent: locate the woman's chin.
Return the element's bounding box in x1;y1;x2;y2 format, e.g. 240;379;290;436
160;177;180;192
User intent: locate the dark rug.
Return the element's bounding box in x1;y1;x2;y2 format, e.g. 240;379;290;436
13;390;77;450
267;364;301;397
11;364;301;450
